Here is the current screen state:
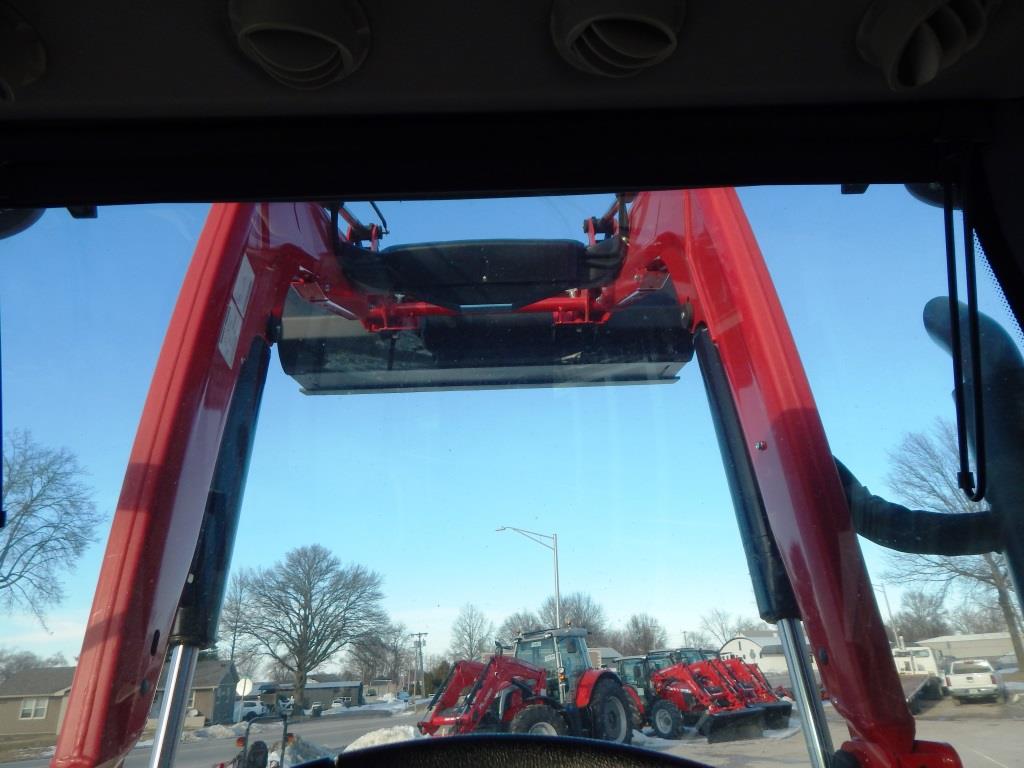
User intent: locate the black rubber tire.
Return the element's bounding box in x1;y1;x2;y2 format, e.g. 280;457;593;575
625;691;643;731
588;679;633;744
650;699;685;739
508;704;568;737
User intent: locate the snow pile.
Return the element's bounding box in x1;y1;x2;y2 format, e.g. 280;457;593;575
323;700;410;717
343;725;425;753
184;722;265;742
38;747;57;758
630;731;678;751
268;736;334;768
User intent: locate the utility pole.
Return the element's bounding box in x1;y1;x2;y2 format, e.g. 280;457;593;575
411;632;428;698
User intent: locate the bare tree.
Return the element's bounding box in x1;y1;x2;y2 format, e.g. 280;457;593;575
949;596;1007;634
893;590;951;643
242;544;387;705
0;648;68;687
699;609;769;646
219;569;263;680
346;622;412;684
448;604;495;661
615;614;669;656
1;431;102;625
680;630;714;649
538;592;609;642
884;420;1024;665
496;609;541;646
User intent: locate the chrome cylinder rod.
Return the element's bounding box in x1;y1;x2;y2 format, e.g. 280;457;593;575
149;644;199;768
778;618;834;768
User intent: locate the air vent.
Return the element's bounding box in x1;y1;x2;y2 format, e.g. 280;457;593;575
0;1;46;102
857;0;999;90
228;0;370;89
551;0;685;78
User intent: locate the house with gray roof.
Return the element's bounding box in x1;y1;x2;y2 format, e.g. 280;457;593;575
0;666;76;736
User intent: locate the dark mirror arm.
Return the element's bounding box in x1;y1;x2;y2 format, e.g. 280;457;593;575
836;458;1000;556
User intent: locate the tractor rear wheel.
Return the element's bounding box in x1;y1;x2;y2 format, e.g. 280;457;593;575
589;679;633;744
509;704;568;737
650;699;685;739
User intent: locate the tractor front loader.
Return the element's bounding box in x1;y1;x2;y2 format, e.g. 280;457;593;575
709;656;793;730
419;627;638;744
52;188;968;768
418;656;551;736
616;654;766;743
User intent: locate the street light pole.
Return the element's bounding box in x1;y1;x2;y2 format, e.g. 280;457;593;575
497;526;561;628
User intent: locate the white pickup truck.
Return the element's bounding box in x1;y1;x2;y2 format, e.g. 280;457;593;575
945;659;1003;704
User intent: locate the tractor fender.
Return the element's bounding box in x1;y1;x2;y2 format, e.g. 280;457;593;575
622;685;645;717
574;669;622;708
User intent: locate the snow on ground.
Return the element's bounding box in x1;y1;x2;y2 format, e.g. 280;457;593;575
762;722;803;741
183;722;266;742
343;725;425;753
630;730;680;750
323;700;411;716
267;736;334;768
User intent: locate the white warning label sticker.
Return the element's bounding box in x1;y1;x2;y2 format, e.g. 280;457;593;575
218;303;243;366
232;256;255;316
218;256;255;367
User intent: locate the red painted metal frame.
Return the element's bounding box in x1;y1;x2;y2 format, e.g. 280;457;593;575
416;656;546;736
52;202;330;768
54;190;962;768
629;189;960;768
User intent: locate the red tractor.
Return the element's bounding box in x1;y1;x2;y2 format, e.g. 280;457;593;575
615;653;766;742
419;627;638;744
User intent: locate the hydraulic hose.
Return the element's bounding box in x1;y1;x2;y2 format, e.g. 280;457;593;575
836;458;999;555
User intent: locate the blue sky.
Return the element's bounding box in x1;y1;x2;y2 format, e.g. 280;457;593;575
1;186;1017;664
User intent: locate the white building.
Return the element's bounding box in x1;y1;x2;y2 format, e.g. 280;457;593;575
719;630;815;674
918;632;1015;663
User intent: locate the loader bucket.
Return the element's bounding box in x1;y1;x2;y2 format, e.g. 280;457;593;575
756;700;793;730
695;708;765;743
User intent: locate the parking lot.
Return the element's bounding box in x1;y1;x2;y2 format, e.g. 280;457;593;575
657;694;1024;768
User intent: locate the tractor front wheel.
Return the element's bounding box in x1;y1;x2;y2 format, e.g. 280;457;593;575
509;704;568;737
650;699;685;739
589;679;633;744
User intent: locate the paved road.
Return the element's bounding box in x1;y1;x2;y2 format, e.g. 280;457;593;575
659;696;1024;768
1;713;403;768
5;698;1021;768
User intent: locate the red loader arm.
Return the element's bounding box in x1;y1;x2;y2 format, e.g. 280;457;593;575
417;656;547;736
54;190;961;768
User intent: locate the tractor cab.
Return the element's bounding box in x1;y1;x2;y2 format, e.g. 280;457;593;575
614;656;652;696
513;627;591;704
670;647;719;665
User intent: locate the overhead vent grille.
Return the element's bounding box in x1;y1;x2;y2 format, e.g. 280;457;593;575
857;0;1000;90
228;0;370;89
551;0;685;78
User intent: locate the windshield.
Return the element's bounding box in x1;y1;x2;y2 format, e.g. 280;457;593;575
2;186;1022;768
